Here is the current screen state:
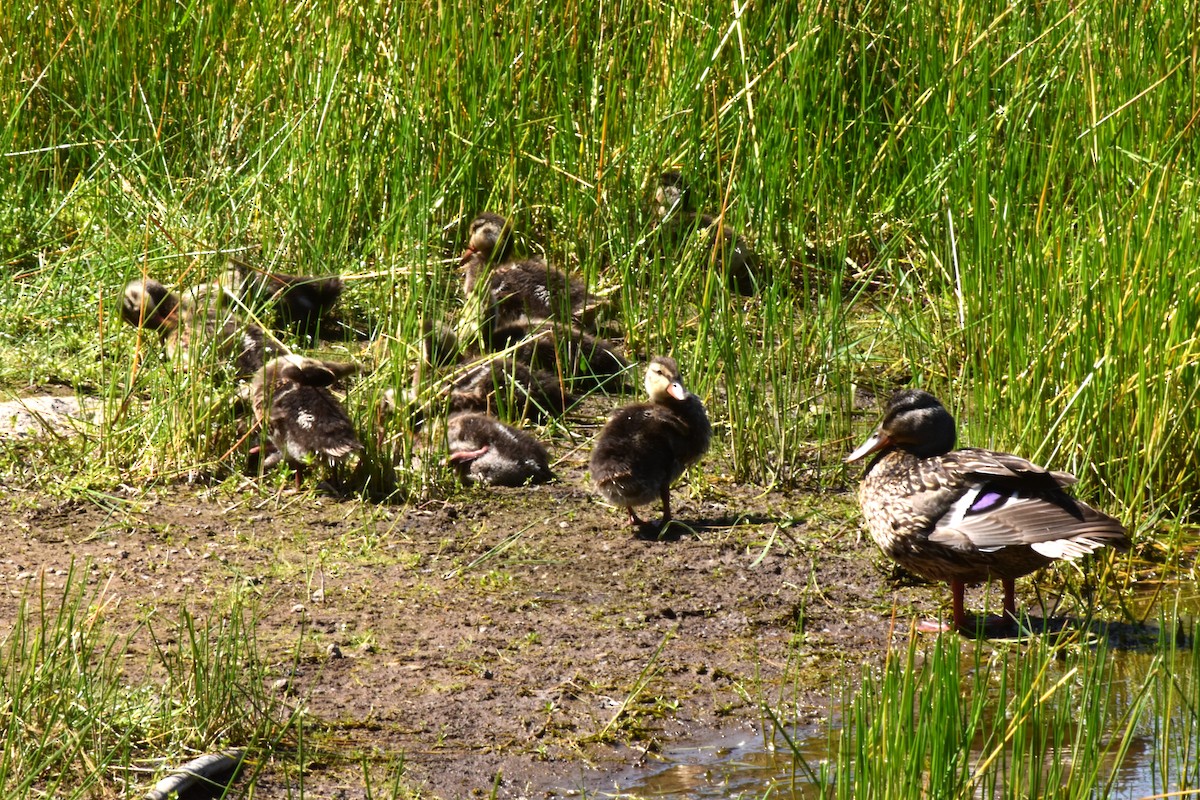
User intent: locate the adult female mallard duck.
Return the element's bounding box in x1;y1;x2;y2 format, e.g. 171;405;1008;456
249;355;362;488
590;357;710;530
846;389;1129;634
447;412;554;487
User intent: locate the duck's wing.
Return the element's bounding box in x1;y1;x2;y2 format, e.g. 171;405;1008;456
925;449;1128;557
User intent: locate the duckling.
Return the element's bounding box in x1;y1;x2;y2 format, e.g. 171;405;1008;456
178;283;288;376
460;212;589;332
447;412;554;487
225;261;345;340
655;172;762;296
489;320;629;391
249;355;362;488
846;389;1130;635
122;278;180;331
449;355;573;423
121;278;278;377
460;212;516;276
590;357;711;529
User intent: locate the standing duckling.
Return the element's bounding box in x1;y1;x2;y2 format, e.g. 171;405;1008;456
447;412;554;487
249;355;362;488
590;357;711;530
846;389;1130;635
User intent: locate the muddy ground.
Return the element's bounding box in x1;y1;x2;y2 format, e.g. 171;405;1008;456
0;410;1109;799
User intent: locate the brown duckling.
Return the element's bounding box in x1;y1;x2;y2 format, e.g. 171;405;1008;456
590;357;711;529
846;389;1130;635
121;278;278;377
448;355;573;424
226;261;345;340
249;355;362;488
460;212;589;331
489;319;629;392
177;282;280;376
655;172;762;296
447;412;554;487
122;278;180;331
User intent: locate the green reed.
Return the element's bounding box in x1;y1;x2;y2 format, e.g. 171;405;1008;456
2;0;1199;516
0;566;303;798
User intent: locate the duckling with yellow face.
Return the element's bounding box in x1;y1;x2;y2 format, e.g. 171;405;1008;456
590;357;710;530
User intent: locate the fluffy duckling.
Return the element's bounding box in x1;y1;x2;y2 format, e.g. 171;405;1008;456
460;212;516;273
249;355;362;488
846;389;1130;635
226;262;345;339
489;320;629;391
449;355;573;423
121;278;277;376
447;412;554;487
655;172;762;296
460;212;589;331
590;357;711;529
122;278;180;331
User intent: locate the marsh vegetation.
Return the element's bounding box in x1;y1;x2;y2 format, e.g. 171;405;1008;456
3;0;1200;796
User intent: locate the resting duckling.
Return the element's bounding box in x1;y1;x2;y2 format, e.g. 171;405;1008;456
175;282;276;375
121;278;276;376
489;319;629;392
122;278;180;331
449;355;572;423
447;412;554;487
226;261;345;339
590;357;711;530
460;212;589;331
249;355;362;488
655;172;762;296
846;389;1130;635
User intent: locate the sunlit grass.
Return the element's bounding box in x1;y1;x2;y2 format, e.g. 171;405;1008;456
3;0;1199;795
0;567;310;798
760;606;1200;799
6;0;1197;509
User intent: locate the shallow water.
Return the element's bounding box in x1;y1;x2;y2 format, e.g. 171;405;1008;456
591;611;1199;800
592;726;828;799
597;723;1165;799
